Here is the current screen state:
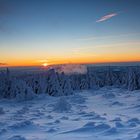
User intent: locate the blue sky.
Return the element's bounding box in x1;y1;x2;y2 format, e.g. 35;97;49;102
0;0;140;66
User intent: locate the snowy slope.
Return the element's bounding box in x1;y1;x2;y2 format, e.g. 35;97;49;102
0;87;140;140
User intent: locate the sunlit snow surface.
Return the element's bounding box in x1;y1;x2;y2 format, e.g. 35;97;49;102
0;87;140;140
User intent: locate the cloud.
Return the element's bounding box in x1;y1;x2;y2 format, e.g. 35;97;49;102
96;13;118;23
75;41;140;50
77;32;140;41
56;64;87;74
36;59;49;63
0;62;7;66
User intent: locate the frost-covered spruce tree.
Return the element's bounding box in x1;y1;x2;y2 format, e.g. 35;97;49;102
69;75;81;90
26;74;43;94
128;68;138;91
10;79;35;100
114;74;121;87
46;69;63;96
137;71;140;89
136;66;140;89
105;67;114;86
39;75;48;94
80;75;89;90
0;68;13;98
120;73;126;88
0;71;6;98
59;72;73;95
87;70;97;89
33;79;42;94
0;68;35;100
94;73;104;88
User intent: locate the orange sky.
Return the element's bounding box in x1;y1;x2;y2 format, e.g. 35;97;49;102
3;54;140;67
1;39;140;67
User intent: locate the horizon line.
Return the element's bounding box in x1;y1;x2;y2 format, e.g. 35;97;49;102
0;61;140;68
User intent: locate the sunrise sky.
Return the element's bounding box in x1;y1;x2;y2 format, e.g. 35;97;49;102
0;0;140;66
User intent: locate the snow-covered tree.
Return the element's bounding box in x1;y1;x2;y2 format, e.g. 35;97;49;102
80;75;89;90
46;69;63;96
32;79;42;94
137;72;140;89
1;66;140;100
136;66;140;89
69;75;81;90
105;67;114;86
0;68;35;100
59;72;73;95
128;68;138;91
11;79;35;101
87;71;97;89
0;68;12;98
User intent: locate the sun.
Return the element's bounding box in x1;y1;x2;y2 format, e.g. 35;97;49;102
42;63;48;67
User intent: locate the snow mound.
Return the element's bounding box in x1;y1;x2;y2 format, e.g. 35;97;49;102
131;133;140;140
115;122;124;128
7;135;26;140
0;129;7;135
46;115;53;119
0;107;5;114
82;112;106;120
53;97;71;112
127;118;140;124
60;116;69;120
103;127;118;135
69;94;86;104
111;101;124;106
126;118;140;128
104;127;118;136
54;119;61;124
17;107;29;114
102;93;115;99
83;122;95;127
111;117;122;122
93;123;111;131
46;128;58;133
62;122;111;134
9;120;34;129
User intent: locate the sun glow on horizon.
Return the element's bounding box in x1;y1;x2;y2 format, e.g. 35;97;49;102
42;63;48;67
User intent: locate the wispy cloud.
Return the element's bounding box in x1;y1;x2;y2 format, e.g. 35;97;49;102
77;32;140;41
0;62;7;66
96;13;118;23
36;59;49;63
74;41;140;51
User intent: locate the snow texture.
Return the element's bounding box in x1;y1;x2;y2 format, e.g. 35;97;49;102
0;87;139;140
0;66;140;140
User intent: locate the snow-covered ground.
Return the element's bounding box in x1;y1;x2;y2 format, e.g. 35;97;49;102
0;87;140;140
